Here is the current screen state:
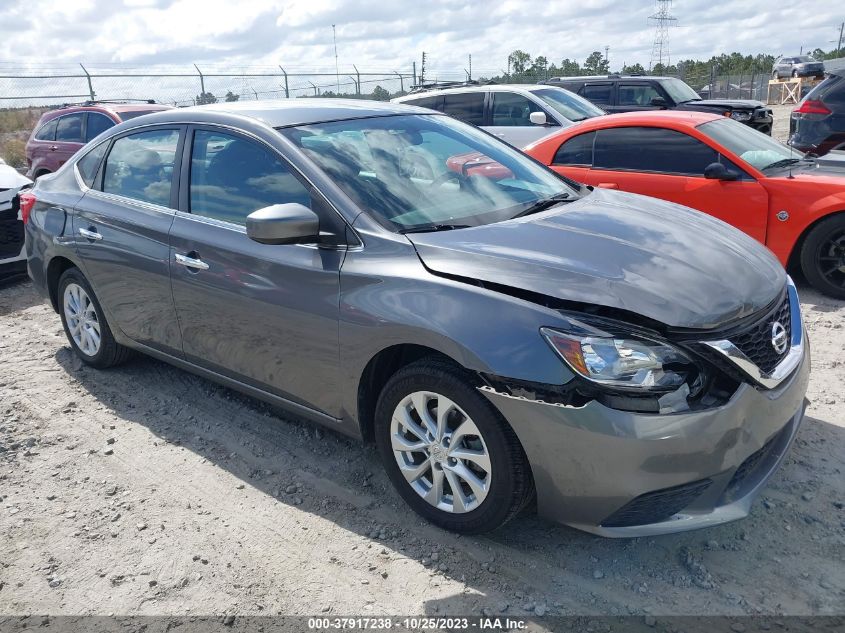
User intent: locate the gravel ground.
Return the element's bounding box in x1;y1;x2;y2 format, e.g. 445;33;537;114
0;273;843;619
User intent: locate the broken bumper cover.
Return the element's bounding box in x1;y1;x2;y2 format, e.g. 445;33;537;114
481;342;809;537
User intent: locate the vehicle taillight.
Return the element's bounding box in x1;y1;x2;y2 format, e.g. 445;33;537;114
794;99;832;115
19;192;36;224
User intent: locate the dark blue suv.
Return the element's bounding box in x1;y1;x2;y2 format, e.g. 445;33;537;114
790;69;845;155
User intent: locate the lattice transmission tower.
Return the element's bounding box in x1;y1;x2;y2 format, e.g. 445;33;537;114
648;0;677;71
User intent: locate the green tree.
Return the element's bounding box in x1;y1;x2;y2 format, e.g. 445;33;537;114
559;58;581;76
622;63;646;75
224;91;240;102
195;91;217;105
508;50;532;74
370;85;391;101
584;51;609;75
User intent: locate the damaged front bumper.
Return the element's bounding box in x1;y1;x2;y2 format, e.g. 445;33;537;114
480;341;810;537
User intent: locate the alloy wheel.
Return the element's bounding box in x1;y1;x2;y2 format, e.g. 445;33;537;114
63;282;101;356
390;391;491;513
817;228;845;290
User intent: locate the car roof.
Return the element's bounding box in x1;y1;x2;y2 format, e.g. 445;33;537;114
41;103;172;121
394;84;569;100
557;110;723;131
173;98;432;127
547;75;675;83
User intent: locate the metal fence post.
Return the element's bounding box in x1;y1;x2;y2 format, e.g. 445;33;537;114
194;64;205;96
279;66;289;98
353;65;361;95
79;64;95;101
393;71;404;93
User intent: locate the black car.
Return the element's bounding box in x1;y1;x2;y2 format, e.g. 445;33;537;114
789;68;845;156
542;75;774;134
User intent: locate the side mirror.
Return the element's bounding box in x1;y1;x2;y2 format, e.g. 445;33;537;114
529;111;548;126
703;162;739;181
246;203;320;245
650;97;668;108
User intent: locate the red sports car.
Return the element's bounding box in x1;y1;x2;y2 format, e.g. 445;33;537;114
524;111;845;298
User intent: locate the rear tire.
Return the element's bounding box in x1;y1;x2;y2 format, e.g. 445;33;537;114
374;357;534;534
58;267;133;368
800;214;845;299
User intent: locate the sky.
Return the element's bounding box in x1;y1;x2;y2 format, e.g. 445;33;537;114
0;0;841;78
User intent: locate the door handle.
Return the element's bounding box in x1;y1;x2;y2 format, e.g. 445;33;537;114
175;253;210;271
49;145;58;151
78;227;102;241
597;182;619;189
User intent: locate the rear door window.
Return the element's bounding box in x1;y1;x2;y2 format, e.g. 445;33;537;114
102;128;180;207
55;114;84;143
581;83;613;105
442;93;485;125
593;127;718;175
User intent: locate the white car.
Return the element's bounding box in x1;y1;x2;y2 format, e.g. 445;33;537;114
0;158;32;280
393;83;605;147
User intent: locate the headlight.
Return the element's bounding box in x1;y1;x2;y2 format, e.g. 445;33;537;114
541;319;698;391
730;111;752;121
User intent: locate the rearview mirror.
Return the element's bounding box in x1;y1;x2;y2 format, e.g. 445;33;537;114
703;162;739;181
529;111;548;126
246;203;320;245
650;97;668;108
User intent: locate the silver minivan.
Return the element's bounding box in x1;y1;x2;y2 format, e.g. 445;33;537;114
393;84;605;147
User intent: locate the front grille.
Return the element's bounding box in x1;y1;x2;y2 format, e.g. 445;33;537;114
729;293;791;375
0;219;24;258
722;425;789;502
601;478;713;528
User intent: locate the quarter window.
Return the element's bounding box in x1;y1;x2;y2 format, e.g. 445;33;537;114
491;92;545;127
553;131;595;166
55;114;84;143
76;142;108;188
442;93;485;125
34;119;58;141
593;127;718;175
581;83;613;105
102;128;180;207
86;113;115;142
189;130;311;225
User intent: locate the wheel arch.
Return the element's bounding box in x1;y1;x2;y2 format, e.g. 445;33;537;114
46;256;79;312
786;209;845;274
357;343;458;443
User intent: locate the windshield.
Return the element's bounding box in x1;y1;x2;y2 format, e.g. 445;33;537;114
660;78;701;103
531;88;605;121
282;114;575;232
699;117;804;171
795;56;814;63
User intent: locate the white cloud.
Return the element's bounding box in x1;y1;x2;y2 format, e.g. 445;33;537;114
0;0;840;74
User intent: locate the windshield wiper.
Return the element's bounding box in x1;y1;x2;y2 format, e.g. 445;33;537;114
510;192;572;219
399;224;472;234
762;158;802;170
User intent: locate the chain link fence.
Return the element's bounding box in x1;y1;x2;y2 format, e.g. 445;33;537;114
0;65;415;107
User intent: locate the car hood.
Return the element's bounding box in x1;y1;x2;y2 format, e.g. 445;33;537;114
406;189;785;330
0;163;32;190
690;98;766;110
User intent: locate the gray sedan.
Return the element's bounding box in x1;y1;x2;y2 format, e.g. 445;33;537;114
24;100;809;536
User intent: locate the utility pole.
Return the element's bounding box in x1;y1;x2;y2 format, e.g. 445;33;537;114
468;54;472;81
604;46;610;72
648;0;677;71
838;22;844;56
332;24;340;94
420;52;427;85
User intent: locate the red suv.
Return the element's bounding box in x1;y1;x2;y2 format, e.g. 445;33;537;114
25;101;172;178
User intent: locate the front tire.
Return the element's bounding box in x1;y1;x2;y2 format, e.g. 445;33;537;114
374;358;533;533
58;268;133;368
800;214;845;299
